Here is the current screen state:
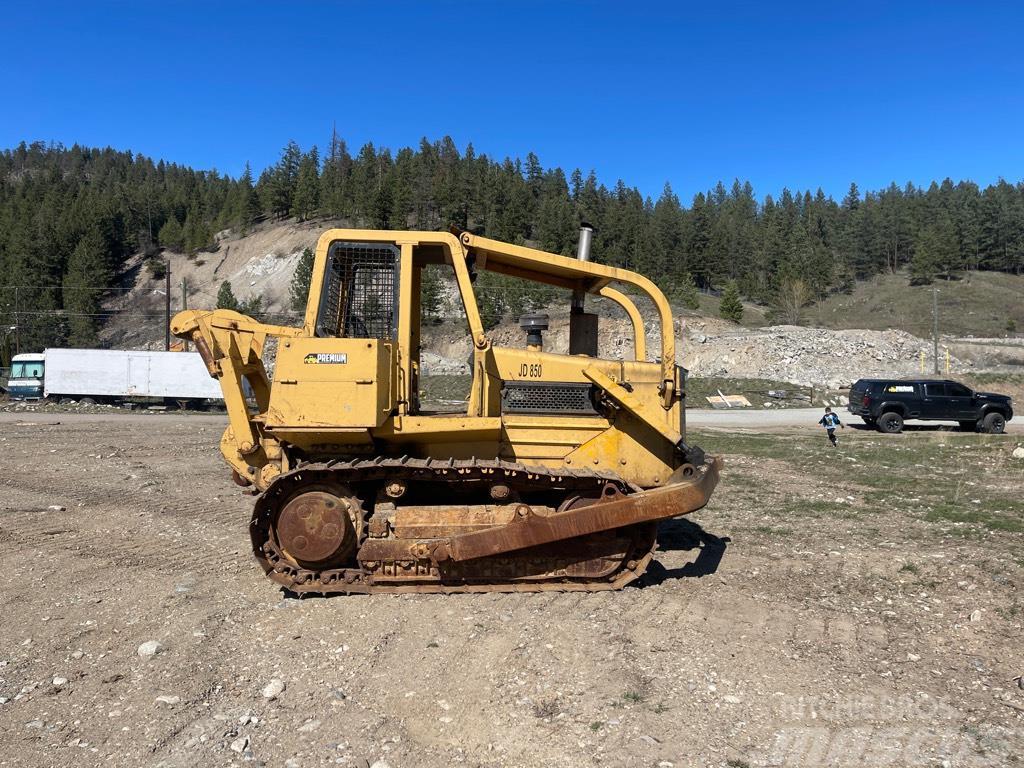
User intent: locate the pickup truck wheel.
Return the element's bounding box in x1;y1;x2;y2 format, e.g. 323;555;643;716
877;412;904;433
958;420;978;433
982;412;1006;434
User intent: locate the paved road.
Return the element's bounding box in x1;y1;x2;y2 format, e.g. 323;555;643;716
686;406;824;428
686;405;1023;433
1;405;1019;433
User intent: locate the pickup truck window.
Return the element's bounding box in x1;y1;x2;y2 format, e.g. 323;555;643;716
947;383;971;397
923;383;946;397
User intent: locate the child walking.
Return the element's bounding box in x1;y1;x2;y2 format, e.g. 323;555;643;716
819;406;845;447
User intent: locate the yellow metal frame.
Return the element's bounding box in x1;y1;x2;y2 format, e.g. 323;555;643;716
173;229;687;492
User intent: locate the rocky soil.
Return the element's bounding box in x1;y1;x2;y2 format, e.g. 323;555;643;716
0;412;1021;767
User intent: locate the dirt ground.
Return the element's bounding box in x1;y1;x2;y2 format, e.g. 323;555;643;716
0;413;1021;768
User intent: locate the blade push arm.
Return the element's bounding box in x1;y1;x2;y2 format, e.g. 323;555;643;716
172;309;305;485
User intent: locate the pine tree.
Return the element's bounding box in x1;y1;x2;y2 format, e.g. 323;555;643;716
158;216;184;251
182;205;212;254
293;149;320;221
535;169;574;254
323;131;352;217
268;141;302;218
289;247;314;312
687;193;712;286
718;280;743;323
63;227;110;345
239;294;262;318
436;136;466;229
385;148;408;227
911;214;959;283
421;265;443;320
651;183;684;280
216;280;239;311
675;271;701;310
240;162;261;228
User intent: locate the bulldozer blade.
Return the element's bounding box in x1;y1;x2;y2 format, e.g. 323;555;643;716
428;456;721;563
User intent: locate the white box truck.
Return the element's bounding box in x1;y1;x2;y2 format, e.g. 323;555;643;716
7;348;222;407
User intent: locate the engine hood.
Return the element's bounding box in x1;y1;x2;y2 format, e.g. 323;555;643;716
975;391;1011;402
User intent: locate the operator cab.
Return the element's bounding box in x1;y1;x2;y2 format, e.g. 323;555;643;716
314;241;399;340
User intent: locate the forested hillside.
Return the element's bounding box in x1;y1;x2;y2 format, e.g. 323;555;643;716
2;137;1023;355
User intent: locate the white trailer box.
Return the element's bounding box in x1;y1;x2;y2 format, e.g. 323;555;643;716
43;348;222;400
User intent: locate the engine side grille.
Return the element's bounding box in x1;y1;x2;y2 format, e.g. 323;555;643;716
502;382;598;415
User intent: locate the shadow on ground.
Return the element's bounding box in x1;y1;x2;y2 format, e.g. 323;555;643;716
848;422;978;433
634;518;731;588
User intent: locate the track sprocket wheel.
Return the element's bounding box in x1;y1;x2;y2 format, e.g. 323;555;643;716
270;484;363;570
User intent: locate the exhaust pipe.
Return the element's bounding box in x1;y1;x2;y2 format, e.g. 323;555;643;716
571;224;594;312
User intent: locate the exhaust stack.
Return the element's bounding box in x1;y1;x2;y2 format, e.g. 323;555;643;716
569;224;599;356
571;224;594;312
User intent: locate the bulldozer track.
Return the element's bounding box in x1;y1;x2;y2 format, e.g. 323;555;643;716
251;457;659;595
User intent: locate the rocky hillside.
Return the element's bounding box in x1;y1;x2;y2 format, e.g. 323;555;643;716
100;219;328;349
96;221;1021;390
421;312;973;389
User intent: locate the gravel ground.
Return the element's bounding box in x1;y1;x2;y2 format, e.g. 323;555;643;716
0;413;1021;767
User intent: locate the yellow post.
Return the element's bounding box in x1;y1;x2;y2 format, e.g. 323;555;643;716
945;348;950;374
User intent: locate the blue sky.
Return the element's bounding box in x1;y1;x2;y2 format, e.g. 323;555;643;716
2;1;1022;202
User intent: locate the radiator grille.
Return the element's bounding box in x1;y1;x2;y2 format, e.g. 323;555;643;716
502;382;598;415
316;242;398;339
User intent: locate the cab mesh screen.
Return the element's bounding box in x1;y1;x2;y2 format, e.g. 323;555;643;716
316;242;399;338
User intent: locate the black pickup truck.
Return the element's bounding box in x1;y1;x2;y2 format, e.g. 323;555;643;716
848;379;1013;434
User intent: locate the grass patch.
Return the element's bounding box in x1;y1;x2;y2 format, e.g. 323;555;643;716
996;602;1022;620
752;524;795;536
532;698;560;718
924;503;1024;533
691;428;1023;541
622;690;645;704
899;563;919;574
589;721;604;732
686;377;812;410
803;269;1024;337
786;499;843;519
687;430;788;458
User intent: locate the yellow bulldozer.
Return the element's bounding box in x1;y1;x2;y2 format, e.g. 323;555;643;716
172;227;721;594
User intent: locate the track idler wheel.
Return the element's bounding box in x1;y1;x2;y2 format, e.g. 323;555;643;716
274;490;360;569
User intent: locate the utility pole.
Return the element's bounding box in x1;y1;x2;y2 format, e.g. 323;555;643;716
932;286;939;375
145;191;153;255
165;262;171;351
180;278;189;351
14;285;19;355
